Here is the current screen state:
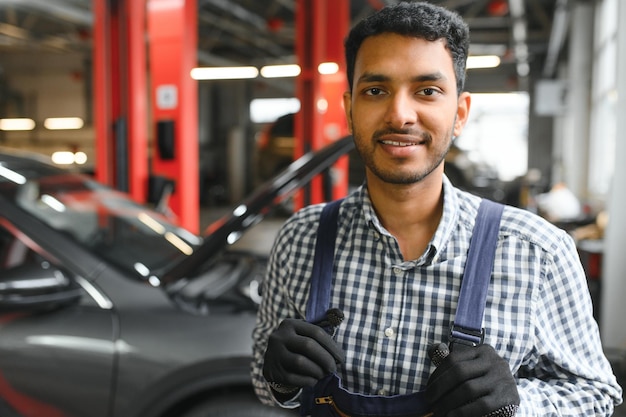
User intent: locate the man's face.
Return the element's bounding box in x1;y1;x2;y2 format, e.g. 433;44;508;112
344;33;470;186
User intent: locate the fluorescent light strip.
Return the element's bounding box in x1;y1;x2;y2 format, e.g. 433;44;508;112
44;117;84;130
190;55;498;80
191;62;340;80
260;64;301;78
191;66;259;80
51;151;88;165
0;118;35;131
318;62;339;75
467;55;501;69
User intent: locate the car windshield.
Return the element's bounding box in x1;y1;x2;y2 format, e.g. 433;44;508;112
0;156;201;277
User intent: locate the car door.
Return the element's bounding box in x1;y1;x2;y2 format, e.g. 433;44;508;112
0;219;116;417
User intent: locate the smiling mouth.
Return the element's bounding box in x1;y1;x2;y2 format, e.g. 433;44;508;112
380;140;418;147
375;130;430;147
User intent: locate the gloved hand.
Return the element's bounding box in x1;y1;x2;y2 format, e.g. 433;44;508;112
426;343;520;417
263;318;345;390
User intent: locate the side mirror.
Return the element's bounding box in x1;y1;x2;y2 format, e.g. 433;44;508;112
0;262;81;311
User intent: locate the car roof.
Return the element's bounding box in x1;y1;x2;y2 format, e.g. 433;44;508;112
0;147;66;179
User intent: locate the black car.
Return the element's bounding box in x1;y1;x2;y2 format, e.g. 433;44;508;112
0;137;354;417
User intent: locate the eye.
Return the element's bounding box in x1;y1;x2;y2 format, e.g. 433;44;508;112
365;87;385;96
418;88;442;97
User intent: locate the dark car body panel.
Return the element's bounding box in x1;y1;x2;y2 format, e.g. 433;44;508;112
0;301;115;417
0;138;354;416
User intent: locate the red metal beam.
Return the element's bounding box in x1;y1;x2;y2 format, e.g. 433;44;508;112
294;0;350;208
93;0;114;186
147;0;199;233
92;0;148;203
126;0;149;203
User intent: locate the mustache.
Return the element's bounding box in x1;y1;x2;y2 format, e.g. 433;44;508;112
372;128;432;143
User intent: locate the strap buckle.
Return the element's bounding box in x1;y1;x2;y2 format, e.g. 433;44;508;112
449;322;484;347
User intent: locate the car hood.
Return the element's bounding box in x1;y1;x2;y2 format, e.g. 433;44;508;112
0;137;354;292
161;135;354;284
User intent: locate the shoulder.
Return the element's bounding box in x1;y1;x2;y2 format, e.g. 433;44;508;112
454;188;572;255
280;190;362;234
499;204;573;254
273;203;325;251
269;195;359;271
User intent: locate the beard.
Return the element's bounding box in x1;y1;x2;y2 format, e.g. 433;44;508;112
351;124;453;185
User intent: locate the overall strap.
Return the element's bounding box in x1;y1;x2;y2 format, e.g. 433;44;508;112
306;197;504;345
306;198;344;323
450;199;504;345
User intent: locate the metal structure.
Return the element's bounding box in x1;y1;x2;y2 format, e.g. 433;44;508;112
0;0;565;229
0;0;564;82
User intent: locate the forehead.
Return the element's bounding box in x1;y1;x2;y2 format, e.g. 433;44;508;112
354;33;455;81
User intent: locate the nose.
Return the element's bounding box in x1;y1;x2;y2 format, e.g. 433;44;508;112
384;91;417;129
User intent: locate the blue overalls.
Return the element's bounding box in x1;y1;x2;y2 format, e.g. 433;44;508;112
301;198;504;417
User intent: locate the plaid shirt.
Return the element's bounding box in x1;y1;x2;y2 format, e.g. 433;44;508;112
252;178;622;415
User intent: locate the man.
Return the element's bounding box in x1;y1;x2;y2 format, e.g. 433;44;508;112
251;2;622;416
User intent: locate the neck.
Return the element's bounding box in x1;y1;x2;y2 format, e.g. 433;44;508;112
366;170;444;260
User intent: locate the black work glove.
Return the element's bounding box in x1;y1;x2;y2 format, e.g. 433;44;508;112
263;318;345;390
426;343;520;417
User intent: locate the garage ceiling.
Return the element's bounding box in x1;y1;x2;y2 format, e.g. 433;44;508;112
0;0;565;82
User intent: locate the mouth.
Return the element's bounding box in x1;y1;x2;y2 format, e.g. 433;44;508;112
379;140;418;147
377;133;426;147
373;132;429;158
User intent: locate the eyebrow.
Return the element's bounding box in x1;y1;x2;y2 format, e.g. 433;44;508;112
356;71;448;85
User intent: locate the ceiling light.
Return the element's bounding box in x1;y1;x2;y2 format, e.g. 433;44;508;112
191;56;498;81
44;117;84;130
51;151;88;165
0;118;35;131
260;64;301;78
250;98;300;123
190;66;259;80
74;152;88;164
467;55;501;69
51;152;75;165
318;62;339;75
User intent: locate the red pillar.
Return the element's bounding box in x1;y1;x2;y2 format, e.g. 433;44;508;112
93;0;148;203
147;0;199;233
126;0;149;203
294;0;350;208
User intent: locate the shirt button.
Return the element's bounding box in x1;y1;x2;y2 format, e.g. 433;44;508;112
384;327;395;338
392;267;402;275
377;388;388;395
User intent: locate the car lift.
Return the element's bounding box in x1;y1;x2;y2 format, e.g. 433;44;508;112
93;0;199;233
294;0;350;209
93;0;348;231
93;0;149;205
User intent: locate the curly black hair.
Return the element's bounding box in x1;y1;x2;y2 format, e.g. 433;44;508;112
344;1;470;95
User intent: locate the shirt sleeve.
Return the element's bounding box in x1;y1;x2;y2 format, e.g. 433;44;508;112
514;231;623;415
250;214;306;408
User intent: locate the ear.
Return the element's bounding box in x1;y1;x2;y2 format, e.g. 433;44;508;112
343;91;353;133
453;92;471;137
